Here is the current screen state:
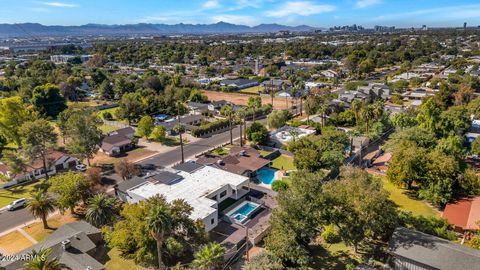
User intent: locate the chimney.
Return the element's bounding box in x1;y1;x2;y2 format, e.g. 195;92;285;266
61;239;71;250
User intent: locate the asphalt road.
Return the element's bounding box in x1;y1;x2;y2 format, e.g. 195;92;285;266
0;120;264;233
0;207;33;233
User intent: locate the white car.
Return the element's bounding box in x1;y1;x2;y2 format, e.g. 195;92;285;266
7;198;27;211
76;164;87;172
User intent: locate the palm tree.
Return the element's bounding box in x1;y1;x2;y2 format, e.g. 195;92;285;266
371;100;384;120
147;205;173;270
174;123;186;163
362;105;375;133
351;100;363;125
248;97;261;122
193;243;225;270
221;105;234;145
85;194;118;227
27;191;56;229
236;109;247;147
23;248;66;270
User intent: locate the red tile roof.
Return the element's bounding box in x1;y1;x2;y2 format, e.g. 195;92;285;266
443;196;480;231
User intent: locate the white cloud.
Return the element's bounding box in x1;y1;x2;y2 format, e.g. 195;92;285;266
372;4;480;21
211;15;258;26
202;0;220;9
265;1;335;17
355;0;382;9
40;2;78;8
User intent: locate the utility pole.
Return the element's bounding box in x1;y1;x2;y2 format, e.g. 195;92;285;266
245;227;249;261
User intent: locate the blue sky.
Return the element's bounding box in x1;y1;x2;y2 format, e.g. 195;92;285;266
0;0;479;27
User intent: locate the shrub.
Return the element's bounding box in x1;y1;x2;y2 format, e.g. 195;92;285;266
321;224;340;244
102;111;113;120
191;119;230;137
271;180;288;192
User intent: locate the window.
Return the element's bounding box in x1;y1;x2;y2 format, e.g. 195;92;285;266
219;190;227;198
211;218;215;225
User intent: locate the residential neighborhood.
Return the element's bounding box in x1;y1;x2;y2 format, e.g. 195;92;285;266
1;2;480;269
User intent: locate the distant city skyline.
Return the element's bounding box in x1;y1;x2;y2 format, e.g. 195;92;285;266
0;0;479;28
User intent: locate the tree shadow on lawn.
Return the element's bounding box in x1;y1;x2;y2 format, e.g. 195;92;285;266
309;244;358;270
160;137;181;147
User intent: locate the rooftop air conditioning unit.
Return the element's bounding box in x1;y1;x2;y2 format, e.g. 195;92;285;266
61;239;71;250
217;160;225;166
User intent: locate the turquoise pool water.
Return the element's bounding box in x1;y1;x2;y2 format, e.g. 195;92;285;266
228;202;260;223
256;167;276;185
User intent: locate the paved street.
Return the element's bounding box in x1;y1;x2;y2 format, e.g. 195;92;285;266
0;207;33;233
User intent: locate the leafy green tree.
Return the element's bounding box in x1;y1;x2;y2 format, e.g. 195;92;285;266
457;168;480;196
63;109;103;166
386;126;437;151
86;194;119;227
472;136;480;155
243;252;284;270
416;98;441;134
387;145;428;189
437;105;471;137
0;97;31;146
435;135;466;163
117;92;145;125
137;116;155;139
30;83;67;118
390;112;417;129
271;180;288;192
151;126;167;142
19;119;58;180
189;89;208;103
27;191;56;229
193;243;225;270
48;172;92;214
322;167;398;253
98;80;114;100
265;171;325;266
246;122;269;145
303;96;318;121
23;248;66;270
419;150;461;206
267;110;291;129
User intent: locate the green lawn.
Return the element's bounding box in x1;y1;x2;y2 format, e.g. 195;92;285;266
310;241;358;270
240;85;263;94
271;155;296;171
105;248;148;270
99;124;120;134
0;182;40;208
98;107;120;120
381;177;439;218
259;150;272;157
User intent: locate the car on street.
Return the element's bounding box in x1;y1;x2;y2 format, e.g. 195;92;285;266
7;198;28;211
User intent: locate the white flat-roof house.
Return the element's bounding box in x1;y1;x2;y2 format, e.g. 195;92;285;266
115;162;250;232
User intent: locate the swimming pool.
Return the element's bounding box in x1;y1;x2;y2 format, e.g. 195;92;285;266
256;167;276;185
226;201;261;224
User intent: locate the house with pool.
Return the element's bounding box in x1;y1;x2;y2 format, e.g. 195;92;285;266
114;161;267;232
196;146;279;186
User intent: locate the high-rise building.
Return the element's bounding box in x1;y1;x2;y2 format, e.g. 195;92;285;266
464;22;467;29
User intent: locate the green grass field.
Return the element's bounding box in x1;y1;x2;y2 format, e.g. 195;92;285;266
381;177;439;218
105;248;148;270
99;124;120;134
0;182;40;208
271;155;296;171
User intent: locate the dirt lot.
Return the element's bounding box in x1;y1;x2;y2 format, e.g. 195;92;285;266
202;90;292;110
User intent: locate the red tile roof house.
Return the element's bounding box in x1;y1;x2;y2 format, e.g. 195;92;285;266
0;151;80;184
443;196;480;232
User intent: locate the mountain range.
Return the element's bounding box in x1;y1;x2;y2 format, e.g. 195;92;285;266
0;22;319;38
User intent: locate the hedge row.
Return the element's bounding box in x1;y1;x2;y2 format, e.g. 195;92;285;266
191;119;230;137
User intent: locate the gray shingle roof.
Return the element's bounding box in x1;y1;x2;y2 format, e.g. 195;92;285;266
389;227;480;270
115;176;148;193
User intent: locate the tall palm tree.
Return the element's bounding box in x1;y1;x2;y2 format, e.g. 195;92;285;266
351;99;363;125
236;109;247;147
147;205;173;270
193;243;225;270
27;191;56;229
174;123;186;163
221;105;234;146
85;194;118;227
362;105;375;133
23;248;66;270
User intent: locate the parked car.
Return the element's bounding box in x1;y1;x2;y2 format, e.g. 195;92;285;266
7;198;27;211
140;164;157;171
76;164;87;172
